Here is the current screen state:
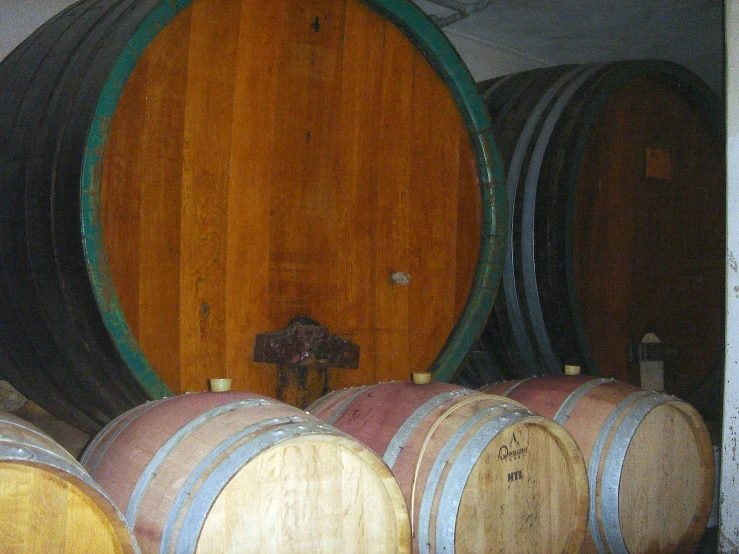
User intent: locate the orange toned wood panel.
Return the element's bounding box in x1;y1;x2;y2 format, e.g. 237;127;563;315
373;23;414;385
573;78;724;396
101;0;482;398
102;10;191;392
178;0;241;393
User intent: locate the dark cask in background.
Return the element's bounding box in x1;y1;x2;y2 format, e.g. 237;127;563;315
467;61;724;399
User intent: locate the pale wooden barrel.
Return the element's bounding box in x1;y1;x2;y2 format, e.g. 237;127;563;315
307;381;588;553
81;391;410;554
482;376;715;553
0;412;139;553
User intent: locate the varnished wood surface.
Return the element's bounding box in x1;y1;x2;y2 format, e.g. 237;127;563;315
0;413;138;554
101;0;482;399
473;62;724;393
482;376;715;553
573;78;725;394
82;392;410;553
309;381;588;553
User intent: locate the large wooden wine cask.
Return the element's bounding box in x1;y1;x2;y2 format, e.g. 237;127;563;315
80;391;411;553
468;61;724;396
0;412;139;553
307;381;589;553
0;0;506;433
482;376;715;553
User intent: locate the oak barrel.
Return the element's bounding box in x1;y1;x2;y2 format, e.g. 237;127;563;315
0;412;139;553
467;61;724;396
307;381;589;553
482;376;715;553
0;0;506;433
81;391;411;554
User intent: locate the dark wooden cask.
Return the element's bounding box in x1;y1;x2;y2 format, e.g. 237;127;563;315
482;376;715;553
468;61;724;397
0;0;506;432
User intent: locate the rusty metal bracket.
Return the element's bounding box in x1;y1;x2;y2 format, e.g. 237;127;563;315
253;317;359;409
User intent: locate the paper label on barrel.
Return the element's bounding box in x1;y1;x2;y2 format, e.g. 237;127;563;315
645;147;671;180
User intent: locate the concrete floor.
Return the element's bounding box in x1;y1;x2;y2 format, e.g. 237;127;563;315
12;401;92;459
1;381;92;459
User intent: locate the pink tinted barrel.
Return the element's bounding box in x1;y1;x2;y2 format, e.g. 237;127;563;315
82;391;410;553
482;376;715;553
309;381;588;553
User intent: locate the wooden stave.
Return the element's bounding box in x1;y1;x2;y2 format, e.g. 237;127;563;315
0;0;111;432
0;0;506;433
0;412;140;554
482;65;599;378
481;376;715;553
440;66;588;387
94;0;498;393
26;0;161;414
479;63;614;378
0;0;161;434
82;391;412;554
531;62;723;387
470;60;723;385
307;381;589;554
